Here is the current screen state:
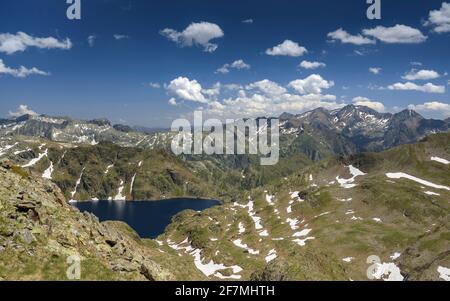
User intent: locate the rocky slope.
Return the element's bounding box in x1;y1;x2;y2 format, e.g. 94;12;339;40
0;114;172;149
279;105;449;160
0;160;207;280
0;135;313;202
0;137;222;202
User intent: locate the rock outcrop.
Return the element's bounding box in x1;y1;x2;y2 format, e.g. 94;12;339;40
0;160;173;280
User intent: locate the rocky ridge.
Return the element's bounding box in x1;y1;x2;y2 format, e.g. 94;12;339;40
0;160;193;280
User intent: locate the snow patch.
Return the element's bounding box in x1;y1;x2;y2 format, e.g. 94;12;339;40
292;229;312;237
168;238;243;279
292;237;315;246
386;172;450;191
130;173;137;195
104;164;114;174
0;143;18;156
431;157;449;165
214;272;241;280
290;191;304;202
13;148;31;155
437;266;450;281
286;218;300;230
424;191;440;196
258;230;269;237
265;194;275;206
338;198;352;202
234;200;263;230
238;222;246;234
22;149;48;168
42;161;54;179
314;211;331;218
371;262;404;281
232;239;259;255
342;257;354;263
69;167;85;202
265;249;277;263
114;180;126;201
336;165;366;189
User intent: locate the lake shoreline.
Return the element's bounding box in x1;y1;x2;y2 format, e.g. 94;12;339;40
72;198;220;239
69;196;223;204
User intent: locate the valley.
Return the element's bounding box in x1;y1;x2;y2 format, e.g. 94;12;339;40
0;106;449;281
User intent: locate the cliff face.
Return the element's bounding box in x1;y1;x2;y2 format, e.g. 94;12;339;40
0;160;174;280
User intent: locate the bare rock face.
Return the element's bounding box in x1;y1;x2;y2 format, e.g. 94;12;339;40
0;159;173;280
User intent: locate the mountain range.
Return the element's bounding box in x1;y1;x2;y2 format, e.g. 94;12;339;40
2;105;448;160
0;106;449;281
1;130;449;280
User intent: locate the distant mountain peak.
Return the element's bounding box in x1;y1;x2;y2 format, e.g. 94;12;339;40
89;118;111;127
393;109;423;120
14;114;35;122
279;112;295;120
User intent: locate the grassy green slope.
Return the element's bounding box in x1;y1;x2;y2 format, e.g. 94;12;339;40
156;133;450;280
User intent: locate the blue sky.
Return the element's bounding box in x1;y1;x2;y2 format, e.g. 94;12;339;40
0;0;449;127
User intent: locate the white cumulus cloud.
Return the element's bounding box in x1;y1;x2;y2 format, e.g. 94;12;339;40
202;82;221;100
165;76;341;119
288;74;334;95
0;32;72;54
167;76;208;103
168;98;178;106
362;24;427;44
8;105;38;117
402;69;441;81
246;79;287;96
369;67;382;74
160;22;224;53
266;40;307;57
388;82;445;93
352;96;385;112
148;82;161;88
327;28;375;45
114;34;129;40
408;101;450;118
424;2;450;33
87;35;96;47
299;60;326;70
0;59;49;78
216;59;251;74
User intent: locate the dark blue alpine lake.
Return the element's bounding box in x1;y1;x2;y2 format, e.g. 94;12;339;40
73;198;219;239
